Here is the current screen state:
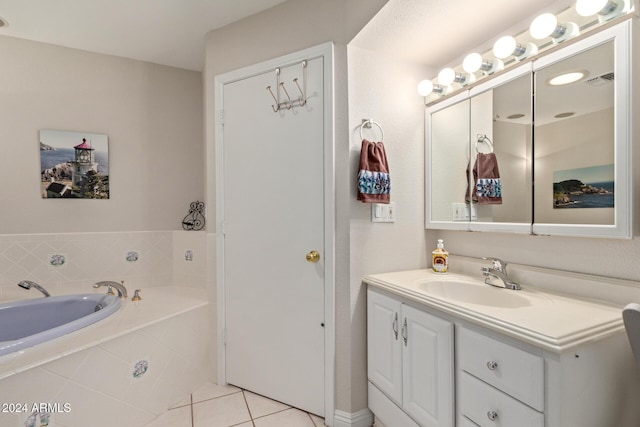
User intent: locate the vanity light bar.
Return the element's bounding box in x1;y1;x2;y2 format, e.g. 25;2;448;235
417;0;632;100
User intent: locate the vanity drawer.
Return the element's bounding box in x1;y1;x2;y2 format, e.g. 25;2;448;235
458;327;544;411
459;372;544;427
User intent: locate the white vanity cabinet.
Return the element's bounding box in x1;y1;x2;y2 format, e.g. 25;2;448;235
367;288;454;427
365;269;640;427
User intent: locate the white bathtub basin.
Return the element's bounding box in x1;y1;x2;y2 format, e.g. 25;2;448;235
0;293;121;357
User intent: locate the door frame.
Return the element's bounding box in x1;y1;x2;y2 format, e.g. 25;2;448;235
213;42;335;424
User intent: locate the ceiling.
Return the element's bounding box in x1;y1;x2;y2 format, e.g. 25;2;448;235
0;0;583;73
351;0;572;69
0;0;287;71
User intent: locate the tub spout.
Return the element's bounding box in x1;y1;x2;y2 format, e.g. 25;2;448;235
17;280;51;297
94;280;128;298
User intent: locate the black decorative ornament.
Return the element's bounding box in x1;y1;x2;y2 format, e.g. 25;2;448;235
182;201;205;231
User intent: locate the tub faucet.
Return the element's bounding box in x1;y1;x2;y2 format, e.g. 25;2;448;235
94;280;128;298
481;257;521;290
17;280;51;297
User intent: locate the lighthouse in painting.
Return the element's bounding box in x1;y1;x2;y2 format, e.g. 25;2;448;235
71;138;98;186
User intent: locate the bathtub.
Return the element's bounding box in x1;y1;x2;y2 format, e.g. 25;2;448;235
0;294;121;357
0;287;209;427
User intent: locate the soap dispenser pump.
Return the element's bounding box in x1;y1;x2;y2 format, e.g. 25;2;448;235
432;239;449;273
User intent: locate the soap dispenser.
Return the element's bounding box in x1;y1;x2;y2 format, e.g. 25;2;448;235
432;239;449;273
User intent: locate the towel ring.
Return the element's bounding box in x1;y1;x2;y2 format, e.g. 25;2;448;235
360;119;384;141
476;134;494;153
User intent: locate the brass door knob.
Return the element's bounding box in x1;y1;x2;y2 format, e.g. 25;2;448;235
306;250;320;263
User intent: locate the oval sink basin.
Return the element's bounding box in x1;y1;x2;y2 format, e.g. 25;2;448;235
416;280;532;308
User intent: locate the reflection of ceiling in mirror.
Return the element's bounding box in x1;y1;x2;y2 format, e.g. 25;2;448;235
494;75;532;125
492;41;613;127
535;41;613;126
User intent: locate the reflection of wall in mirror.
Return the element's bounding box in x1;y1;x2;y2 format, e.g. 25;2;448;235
492;121;532;223
534;108;614;225
430;100;470;222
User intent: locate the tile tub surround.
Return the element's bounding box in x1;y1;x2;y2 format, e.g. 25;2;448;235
146;382;326;427
0;230;208;300
0;287;210;427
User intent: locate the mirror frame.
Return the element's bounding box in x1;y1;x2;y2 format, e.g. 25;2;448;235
425;20;633;239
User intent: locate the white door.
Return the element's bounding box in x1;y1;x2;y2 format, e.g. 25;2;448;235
221;56;325;416
402;304;454;427
367;288;403;406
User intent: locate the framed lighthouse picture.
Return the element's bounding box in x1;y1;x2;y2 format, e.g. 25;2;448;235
40;129;109;199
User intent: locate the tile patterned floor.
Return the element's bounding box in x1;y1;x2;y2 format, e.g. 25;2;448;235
145;382;325;427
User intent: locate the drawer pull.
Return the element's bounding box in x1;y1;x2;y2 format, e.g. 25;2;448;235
486;360;498;370
392;312;398;340
487;410;498;421
402;318;408;346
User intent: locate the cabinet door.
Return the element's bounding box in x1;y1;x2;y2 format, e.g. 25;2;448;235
367;289;403;406
402;304;454;427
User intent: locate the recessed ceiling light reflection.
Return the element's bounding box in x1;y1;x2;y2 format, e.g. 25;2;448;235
548;71;588;86
507;113;526;119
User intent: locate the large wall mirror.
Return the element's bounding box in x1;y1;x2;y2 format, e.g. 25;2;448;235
425;20;632;238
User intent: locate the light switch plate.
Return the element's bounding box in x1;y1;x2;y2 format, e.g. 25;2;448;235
371;202;396;223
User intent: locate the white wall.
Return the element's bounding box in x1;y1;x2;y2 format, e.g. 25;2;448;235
0;36;203;234
348;45;433;410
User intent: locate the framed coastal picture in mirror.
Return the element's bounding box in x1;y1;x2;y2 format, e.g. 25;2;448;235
553;164;614;209
40;130;110;199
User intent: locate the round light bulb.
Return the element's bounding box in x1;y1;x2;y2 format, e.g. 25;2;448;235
493;36;517;59
417;80;434;96
530;13;558;39
438;68;456;86
576;0;611;16
463;53;483;73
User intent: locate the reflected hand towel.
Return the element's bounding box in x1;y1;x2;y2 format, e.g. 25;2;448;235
475;153;502;204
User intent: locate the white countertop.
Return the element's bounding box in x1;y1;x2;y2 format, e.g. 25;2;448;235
0;286;208;380
364;269;624;353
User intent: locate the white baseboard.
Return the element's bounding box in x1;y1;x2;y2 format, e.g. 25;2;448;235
333;408;374;427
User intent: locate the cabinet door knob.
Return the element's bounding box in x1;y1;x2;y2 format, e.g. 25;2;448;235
487;360;498;370
487;410;498;421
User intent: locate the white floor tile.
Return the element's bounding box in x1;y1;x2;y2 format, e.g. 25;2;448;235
253;408;316;427
243;390;290;418
192;381;241;403
144;406;192;427
169;394;192;409
193;392;251;427
309;413;325;426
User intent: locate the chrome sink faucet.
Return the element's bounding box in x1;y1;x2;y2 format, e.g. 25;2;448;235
17;280;51;297
481;257;521;290
94;280;128;298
